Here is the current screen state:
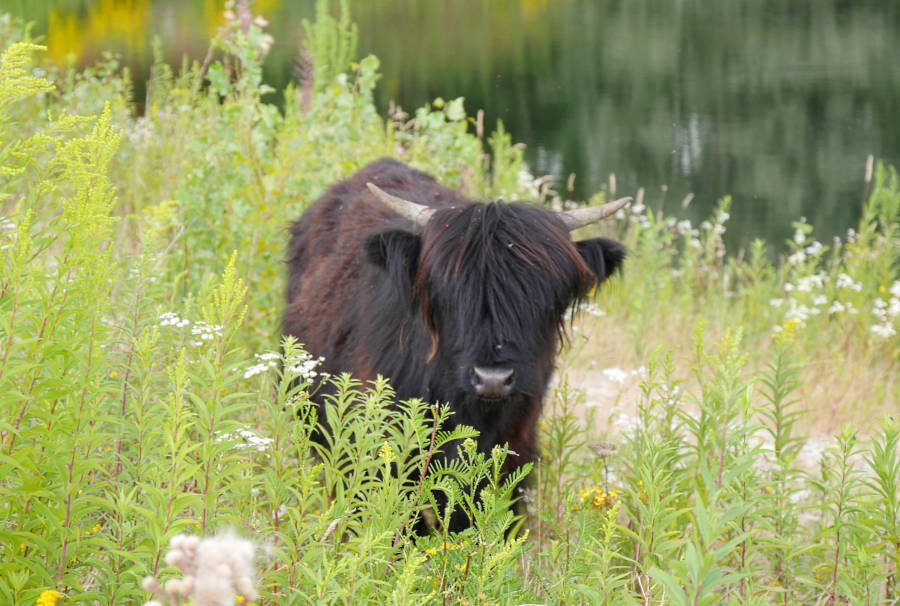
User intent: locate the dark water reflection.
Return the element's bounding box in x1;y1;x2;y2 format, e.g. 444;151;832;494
7;0;900;249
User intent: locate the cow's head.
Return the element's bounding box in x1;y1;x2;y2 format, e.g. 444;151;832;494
364;184;626;405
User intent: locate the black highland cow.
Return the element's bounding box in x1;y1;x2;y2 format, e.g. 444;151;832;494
284;158;627;529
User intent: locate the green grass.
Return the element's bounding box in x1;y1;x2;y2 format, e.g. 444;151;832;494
1;3;898;605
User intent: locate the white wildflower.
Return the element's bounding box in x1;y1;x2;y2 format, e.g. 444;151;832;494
159;312;190;328
243;364;270;379
287;352;326;383
836;273;862;291
602;368;628;384
796;273;825;292
216;428;274;453
784;300;820;325
787;251;805;266
828;301;846;314
890;281;900;299
793;228;805;244
243;352;282;378
573;302;605;317
812;294;827;307
871;323;897;338
676;219;693;235
804;241;824;256
770;298;784;308
191;321;222;342
888;298;900;318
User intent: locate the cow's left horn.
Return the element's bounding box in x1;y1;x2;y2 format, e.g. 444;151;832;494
557;196;632;231
366;182;435;226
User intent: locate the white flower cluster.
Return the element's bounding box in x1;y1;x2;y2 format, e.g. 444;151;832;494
711;208;730;236
565;301;606;325
785;272;826;293
772;269;870;333
215;427;274;453
676;219;696;237
599;366;647;386
835;273;862;291
159;312;190;328
871;283;900;338
191;321;223;345
142;531;258;606
617;200;650;227
664;217;702;249
287;351;326;383
243;352;281;379
158;313;223;347
601;368;628;384
787;231;826;266
782;300;821;327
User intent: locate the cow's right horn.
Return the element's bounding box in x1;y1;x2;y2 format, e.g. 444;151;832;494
367;183;435;226
557;196;632;231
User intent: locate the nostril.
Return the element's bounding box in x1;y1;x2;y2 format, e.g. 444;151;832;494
504;369;515;387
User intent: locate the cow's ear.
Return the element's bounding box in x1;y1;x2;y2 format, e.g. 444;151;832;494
365;229;421;289
575;237;626;287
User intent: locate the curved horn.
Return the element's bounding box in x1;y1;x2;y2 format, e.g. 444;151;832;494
366;182;435;226
557;196;632;231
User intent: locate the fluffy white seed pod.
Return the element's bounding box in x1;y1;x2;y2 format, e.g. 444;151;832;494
181;575;195;595
164;549;185;568
164;578;184;598
235;576;257;600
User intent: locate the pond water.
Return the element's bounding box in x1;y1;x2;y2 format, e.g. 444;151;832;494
6;0;900;250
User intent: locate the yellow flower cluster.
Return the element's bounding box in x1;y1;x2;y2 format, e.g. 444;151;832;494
36;589;61;606
378;441;394;464
577;486;619;510
774;318;802;344
423;539;469;556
